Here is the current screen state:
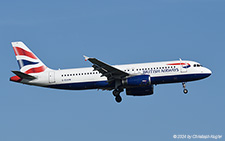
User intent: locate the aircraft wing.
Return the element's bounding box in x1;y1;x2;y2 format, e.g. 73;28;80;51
84;56;129;82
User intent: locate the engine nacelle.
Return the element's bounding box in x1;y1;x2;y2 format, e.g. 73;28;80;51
122;75;151;87
126;85;154;96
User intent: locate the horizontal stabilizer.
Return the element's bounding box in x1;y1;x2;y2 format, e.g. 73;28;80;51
11;71;36;80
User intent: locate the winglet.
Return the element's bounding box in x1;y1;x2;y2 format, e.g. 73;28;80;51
83;55;89;61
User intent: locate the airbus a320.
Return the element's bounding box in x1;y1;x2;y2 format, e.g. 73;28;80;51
10;42;212;103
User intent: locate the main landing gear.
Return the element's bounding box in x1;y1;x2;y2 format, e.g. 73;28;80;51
112;79;124;103
113;89;123;103
182;82;188;94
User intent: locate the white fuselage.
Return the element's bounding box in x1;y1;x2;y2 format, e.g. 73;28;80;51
10;41;212;103
20;60;211;90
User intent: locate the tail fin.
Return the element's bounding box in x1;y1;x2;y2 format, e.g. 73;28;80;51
11;41;49;74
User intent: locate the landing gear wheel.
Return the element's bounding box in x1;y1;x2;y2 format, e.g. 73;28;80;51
183;89;188;94
113;90;120;97
112;87;123;103
115;95;122;103
182;82;188;94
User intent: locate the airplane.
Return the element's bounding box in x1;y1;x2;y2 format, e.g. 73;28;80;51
10;41;212;103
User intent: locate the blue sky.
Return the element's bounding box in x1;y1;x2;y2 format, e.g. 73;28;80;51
1;0;224;140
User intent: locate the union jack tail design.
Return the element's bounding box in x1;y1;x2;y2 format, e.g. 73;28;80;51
12;41;49;74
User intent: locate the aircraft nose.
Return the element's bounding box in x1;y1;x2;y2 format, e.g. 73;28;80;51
204;67;212;77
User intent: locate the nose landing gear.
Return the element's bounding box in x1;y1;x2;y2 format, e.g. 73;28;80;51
183;88;188;94
182;82;188;94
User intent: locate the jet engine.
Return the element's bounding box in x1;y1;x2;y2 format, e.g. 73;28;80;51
126;85;154;96
122;75;151;87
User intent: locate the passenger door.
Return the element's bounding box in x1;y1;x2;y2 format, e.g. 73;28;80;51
180;59;187;73
49;71;55;83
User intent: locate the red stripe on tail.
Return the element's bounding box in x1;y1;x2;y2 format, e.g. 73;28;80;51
13;47;37;59
24;66;46;74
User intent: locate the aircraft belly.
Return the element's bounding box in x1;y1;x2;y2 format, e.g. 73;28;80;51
46;80;113;90
151;73;210;84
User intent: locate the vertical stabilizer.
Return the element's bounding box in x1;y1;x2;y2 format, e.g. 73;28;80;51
11;41;49;74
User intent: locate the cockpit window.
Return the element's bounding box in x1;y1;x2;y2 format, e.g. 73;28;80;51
193;64;202;67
